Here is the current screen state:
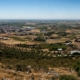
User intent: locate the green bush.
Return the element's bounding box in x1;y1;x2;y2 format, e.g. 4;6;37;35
73;61;80;76
59;75;77;80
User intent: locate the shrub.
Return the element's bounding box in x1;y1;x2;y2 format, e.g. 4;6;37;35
59;75;77;80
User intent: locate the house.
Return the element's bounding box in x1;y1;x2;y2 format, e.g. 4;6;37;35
70;50;80;55
0;37;8;40
64;41;72;45
75;38;80;42
58;48;63;51
3;37;8;40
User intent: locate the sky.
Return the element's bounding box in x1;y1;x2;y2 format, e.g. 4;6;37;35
0;0;80;20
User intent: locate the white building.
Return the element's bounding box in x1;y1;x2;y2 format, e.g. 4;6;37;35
70;50;80;54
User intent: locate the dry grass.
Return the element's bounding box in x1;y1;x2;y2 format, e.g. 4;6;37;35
0;39;25;45
46;38;69;43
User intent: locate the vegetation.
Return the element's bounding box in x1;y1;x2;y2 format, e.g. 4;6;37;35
73;61;80;77
40;43;67;50
0;20;80;79
0;42;79;71
34;37;46;42
9;36;26;41
44;31;55;36
59;75;77;80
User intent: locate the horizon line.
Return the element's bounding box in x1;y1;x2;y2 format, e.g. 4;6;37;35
0;19;80;20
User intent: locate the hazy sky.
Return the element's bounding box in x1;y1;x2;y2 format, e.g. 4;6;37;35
0;0;80;19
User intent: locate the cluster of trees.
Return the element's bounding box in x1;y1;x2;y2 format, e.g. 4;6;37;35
56;31;70;37
16;43;67;51
44;31;55;36
40;43;67;51
34;37;46;42
0;42;80;74
0;42;53;61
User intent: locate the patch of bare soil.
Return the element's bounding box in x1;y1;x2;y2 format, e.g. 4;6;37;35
0;67;77;80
